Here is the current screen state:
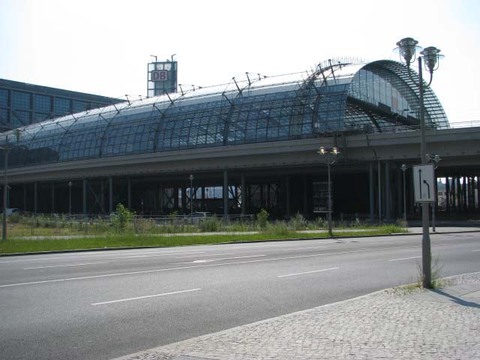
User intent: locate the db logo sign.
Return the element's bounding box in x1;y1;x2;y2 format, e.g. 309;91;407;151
151;70;168;82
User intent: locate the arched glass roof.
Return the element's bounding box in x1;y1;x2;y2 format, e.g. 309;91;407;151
1;59;449;169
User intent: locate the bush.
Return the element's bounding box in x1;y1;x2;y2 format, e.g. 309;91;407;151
199;217;220;232
290;212;307;230
111;204;134;231
257;209;269;229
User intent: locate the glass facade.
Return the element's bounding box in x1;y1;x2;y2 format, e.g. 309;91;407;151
1;60;449;169
0;78;122;132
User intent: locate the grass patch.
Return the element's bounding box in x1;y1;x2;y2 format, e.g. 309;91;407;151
0;214;407;255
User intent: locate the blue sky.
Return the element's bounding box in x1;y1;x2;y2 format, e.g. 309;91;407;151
1;0;479;125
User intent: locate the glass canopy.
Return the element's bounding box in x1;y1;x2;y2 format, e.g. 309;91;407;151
1;59;449;169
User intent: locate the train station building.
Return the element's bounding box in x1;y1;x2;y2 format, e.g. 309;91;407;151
1;59;479;221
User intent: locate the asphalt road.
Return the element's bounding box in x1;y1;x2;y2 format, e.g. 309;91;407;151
0;232;479;360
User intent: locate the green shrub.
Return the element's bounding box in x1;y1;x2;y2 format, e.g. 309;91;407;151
257;209;269;229
290;212;307;230
199;217;220;232
111;204;134;231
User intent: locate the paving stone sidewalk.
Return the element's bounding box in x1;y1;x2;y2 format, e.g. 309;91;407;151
116;272;480;360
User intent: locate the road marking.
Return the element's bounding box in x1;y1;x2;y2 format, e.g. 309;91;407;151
190;255;266;263
278;267;339;278
0;251;207;264
23;262;108;270
0;247;422;288
91;288;201;306
472;249;480;252
388;256;421;262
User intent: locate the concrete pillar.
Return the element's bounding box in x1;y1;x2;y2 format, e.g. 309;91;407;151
285;175;291;218
369;162;374;223
34;182;38;214
83;179;87;216
51;183;55;213
109;177;113;213
241;174;246;215
385;161;391;221
127;178;132;209
223;170;229;219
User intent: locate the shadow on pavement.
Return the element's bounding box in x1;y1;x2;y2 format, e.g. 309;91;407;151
433;289;480;309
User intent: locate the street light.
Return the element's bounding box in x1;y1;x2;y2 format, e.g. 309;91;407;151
317;146;340;237
401;164;407;223
396;37;442;289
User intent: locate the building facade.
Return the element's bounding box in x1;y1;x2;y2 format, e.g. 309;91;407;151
0;78;123;131
1;59;479;220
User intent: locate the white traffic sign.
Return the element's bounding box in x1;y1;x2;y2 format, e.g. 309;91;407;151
413;164;435;203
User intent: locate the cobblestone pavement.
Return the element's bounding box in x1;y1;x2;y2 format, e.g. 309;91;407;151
115;272;480;360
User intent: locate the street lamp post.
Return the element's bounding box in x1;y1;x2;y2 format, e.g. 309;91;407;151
317;146;340;237
401;164;407;223
396;37;442;289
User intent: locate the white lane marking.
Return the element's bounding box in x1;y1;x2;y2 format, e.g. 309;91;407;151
0;251;207;264
91;288;201;306
472;249;480;252
388;256;421;262
278;267;339;278
190;255;266;264
0;247;416;288
118;251;207;259
24;262;108;270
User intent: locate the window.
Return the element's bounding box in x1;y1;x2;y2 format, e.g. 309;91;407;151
12;91;31;110
55;97;71;116
35;94;52;113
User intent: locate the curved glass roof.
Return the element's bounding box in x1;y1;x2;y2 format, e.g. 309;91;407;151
1;59;449;169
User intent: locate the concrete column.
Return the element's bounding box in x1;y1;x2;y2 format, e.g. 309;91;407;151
181;187;187;213
445;176;450;213
285;175;291;218
109;177;113;214
83;179;87;216
241;174;246;215
303;176;308;216
34;182;38;214
223;170;229;219
377;161;382;223
127;178;132;209
385;161;391;221
51;183;55;213
369;162;374;223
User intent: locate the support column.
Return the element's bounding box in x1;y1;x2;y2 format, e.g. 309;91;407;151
23;185;27;212
285;175;291;218
83;179;87;216
34;182;38;214
385;161;391;221
51;183;55;213
223;170;229;219
241;174;246;215
477;175;480;211
445;176;450;213
181;187;187;213
127;178;132;209
109;177;113;214
378;161;382;223
303;176;308;216
369;162;374;223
